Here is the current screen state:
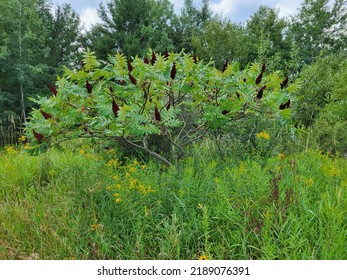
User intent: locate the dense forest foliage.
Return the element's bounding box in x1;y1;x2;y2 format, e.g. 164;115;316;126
0;0;346;154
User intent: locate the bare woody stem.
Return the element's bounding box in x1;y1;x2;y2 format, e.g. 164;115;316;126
121;134;172;166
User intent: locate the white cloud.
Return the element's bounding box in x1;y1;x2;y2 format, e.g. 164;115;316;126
275;0;303;18
80;7;101;31
210;0;237;15
210;0;304;22
169;0;185;14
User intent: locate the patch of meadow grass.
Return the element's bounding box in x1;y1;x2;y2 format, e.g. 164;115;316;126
1;145;346;259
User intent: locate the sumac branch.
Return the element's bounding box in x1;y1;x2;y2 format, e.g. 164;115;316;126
25;50;298;166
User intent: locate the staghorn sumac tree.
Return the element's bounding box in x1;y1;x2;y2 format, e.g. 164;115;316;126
25;50;299;166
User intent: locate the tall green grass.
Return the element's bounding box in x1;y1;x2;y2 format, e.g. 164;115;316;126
1;145;346;259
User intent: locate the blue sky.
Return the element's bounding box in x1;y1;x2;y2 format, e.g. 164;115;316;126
52;0;304;30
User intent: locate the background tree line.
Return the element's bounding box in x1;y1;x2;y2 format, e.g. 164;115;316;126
1;0;346;154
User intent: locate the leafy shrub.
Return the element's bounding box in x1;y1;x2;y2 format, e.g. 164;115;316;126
25;50;298;165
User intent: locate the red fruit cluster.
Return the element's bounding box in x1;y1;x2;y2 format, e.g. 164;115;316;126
112;98;120;118
279;99;290;110
154;106;161;121
49;84;57;96
33;129;44;143
257;85;266;99
129;73;137;85
40;110;52;120
86;81;92;93
280;76;289;89
256;63;266;85
170;62;176;80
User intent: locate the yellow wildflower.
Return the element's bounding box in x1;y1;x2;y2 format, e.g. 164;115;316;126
129;166;136;173
115;198;122;203
214;177;220;184
91;224;98;231
18;135;26;142
133;159;139;165
112;175;119;181
106;159;119;167
305;179;314;186
115;184;122;190
125;172;131;178
106;186;112;191
198;255;208;260
141;164;147;170
278;153;285;160
329;166;340;177
256;131;270;140
106;149;115;154
147;185;154;193
113;193;120;197
5;146;16;155
129;178;138;189
138;184;145;193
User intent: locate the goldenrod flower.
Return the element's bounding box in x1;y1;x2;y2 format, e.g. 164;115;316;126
5;146;16;155
106;149;115;154
18;135;26;142
329;166;340;177
129;178;138;189
256;131;270;140
129;166;136;173
147;185;154;193
106;159;119;167
198;255;208;260
305;179;314;186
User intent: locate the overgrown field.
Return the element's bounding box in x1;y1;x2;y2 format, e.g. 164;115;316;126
1;145;346;260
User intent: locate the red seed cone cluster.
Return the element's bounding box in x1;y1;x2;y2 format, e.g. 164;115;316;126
257;85;266;99
281;76;289;89
112;98;120;118
40;110;52;120
170;62;176;80
49;84;57;96
154;106;161;121
86;80;92;93
33;129;44;143
279;99;290;110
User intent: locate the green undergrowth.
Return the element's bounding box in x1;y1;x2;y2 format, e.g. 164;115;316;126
1;145;346;260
